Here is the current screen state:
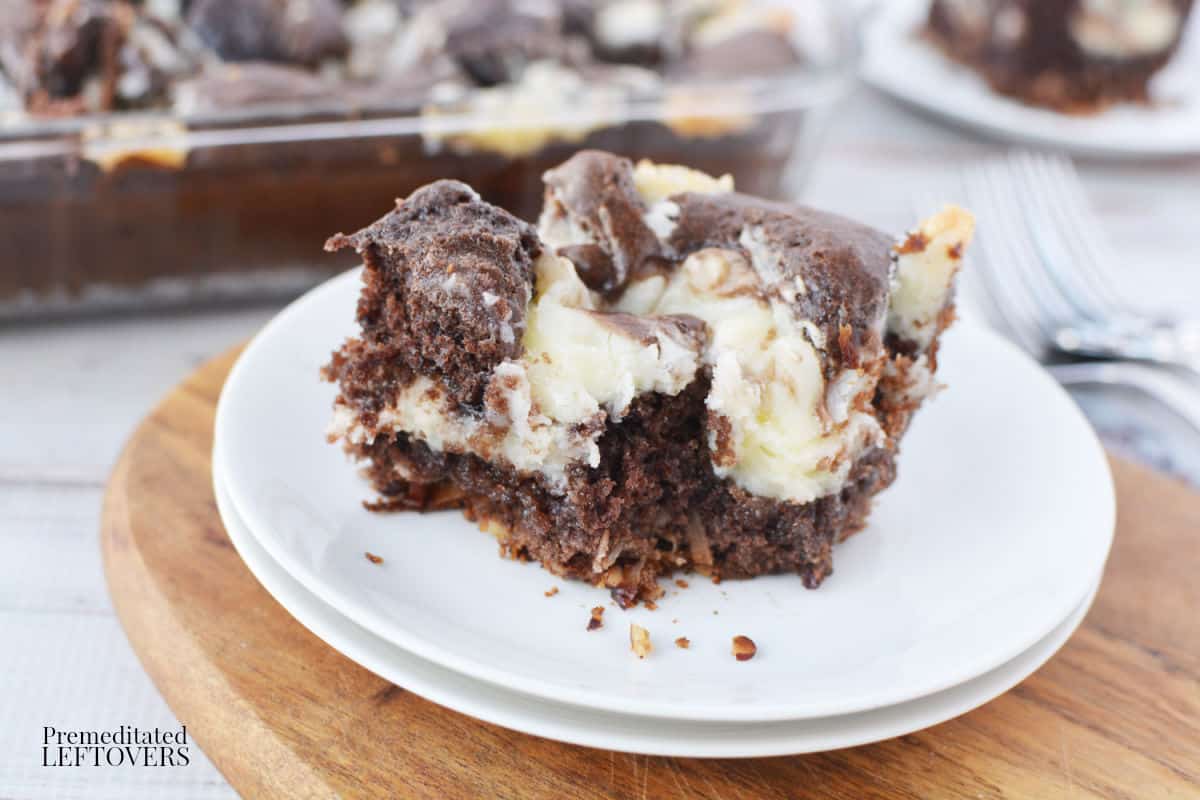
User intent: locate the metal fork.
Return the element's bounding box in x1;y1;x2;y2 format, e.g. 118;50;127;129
955;152;1200;434
981;151;1200;371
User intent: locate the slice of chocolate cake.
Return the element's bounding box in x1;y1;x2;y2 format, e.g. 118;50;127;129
324;151;974;606
927;0;1195;111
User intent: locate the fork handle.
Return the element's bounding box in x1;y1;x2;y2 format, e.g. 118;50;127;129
1048;362;1200;437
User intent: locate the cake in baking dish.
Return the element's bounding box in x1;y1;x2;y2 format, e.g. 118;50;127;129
323;150;974;606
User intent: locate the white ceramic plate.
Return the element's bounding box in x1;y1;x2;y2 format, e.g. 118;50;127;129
861;0;1200;158
215;469;1100;758
214;268;1114;722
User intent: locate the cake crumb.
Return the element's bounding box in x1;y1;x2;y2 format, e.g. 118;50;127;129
675;579;689;589
587;606;605;631
364;552;383;565
544;586;559;597
674;637;690;649
630;624;652;659
732;635;757;661
644;599;658;611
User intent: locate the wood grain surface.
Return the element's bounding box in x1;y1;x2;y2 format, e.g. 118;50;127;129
101;346;1200;799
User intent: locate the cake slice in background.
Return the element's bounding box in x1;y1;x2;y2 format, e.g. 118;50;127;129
927;0;1195;111
324;151;974;606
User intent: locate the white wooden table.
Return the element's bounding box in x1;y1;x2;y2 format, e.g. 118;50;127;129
2;87;1198;799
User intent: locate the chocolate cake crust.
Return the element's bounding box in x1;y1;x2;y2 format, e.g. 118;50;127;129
347;380;898;607
325;180;541;408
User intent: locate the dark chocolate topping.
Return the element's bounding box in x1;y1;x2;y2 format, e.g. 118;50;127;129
560;0;595;38
583;310;705;349
554;243;614;292
2;0;805;118
669;192;893;367
586;2;685;68
187;0;348;67
441;0;578;86
326;179;541;407
176;61;340;111
542;150;664;295
352;55;466;108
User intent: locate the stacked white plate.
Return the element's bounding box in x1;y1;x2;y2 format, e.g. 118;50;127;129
212;269;1116;757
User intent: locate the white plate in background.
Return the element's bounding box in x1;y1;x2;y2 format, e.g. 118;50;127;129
861;0;1200;158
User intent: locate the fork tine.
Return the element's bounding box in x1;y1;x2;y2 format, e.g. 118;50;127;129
1008;151;1113;321
988;157;1082;330
1035;153;1124;304
1025;152;1128;314
955;170;1016;339
982;159;1076;345
962;164;1048;356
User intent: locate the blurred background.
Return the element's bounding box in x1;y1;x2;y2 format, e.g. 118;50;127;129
2;0;1198;796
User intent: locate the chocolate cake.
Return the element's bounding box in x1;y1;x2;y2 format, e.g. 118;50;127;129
324;151;975;605
927;0;1195;111
0;0;804;117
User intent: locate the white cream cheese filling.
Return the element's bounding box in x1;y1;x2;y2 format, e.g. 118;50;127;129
691;4;794;47
632;159;734;204
421;61;631;158
632;159;733;243
595;0;667;51
1069;0;1180;59
520;253;701;426
887;206;975;351
619;247;884;505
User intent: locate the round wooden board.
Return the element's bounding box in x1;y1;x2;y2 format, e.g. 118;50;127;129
101;346;1200;799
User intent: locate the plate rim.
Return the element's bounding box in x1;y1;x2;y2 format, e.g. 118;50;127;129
214;267;1116;722
214;467;1101;758
860;0;1200;159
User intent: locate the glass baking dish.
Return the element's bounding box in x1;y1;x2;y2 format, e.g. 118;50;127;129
0;1;858;320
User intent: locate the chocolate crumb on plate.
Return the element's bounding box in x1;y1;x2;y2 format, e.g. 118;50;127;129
732;635;757;661
674;637;690;649
364;552;383;565
586;606;605;631
544;586;559;597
